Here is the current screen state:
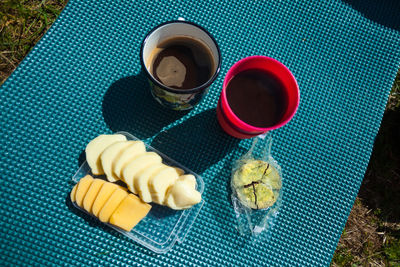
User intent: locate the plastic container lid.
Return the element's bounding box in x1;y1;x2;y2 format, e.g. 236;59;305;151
71;131;205;254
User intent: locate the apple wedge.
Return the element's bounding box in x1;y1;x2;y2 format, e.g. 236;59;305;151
122;152;162;194
136;164;167;203
75;175;94;206
109;194;151;231
178;174;197;188
82;179;106;213
98;188;128;223
85;134;126;175
91;182;120;216
149;167;182;204
100;141;131;182
70;184;77;202
165;176;202;210
113;141;146;181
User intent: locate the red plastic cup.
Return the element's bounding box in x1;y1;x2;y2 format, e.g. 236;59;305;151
217;56;299;139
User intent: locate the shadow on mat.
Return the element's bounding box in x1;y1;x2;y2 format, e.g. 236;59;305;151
65;194;121;237
65;194;159;256
151;108;240;174
205;156;272;251
102;70;188;140
359;108;400;223
78;149;86;167
343;0;400;30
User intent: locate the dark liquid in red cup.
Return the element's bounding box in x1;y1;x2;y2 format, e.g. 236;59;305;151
226;69;287;128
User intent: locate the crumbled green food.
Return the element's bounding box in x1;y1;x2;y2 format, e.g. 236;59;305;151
262;167;281;190
233;160;281;209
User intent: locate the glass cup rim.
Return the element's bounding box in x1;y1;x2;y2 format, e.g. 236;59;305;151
140;20;221;95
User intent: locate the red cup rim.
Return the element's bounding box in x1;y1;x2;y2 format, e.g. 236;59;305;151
221;55;300;132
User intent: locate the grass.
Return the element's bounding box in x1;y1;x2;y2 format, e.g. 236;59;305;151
1;1;399;266
331;78;400;266
0;0;65;83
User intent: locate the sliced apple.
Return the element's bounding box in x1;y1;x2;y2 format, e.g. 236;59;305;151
149;166;181;204
178;174;197;189
75;175;94;207
174;167;185;176
82;179;106;213
113;141;146;181
109;194;151;231
98;188;128;223
136;164;167;203
91;182;120;216
165;177;202;210
122;152;162;193
100;141;131;182
85;134;127;175
70;184;77;202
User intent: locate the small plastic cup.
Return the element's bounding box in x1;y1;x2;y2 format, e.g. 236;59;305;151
217;56;299;139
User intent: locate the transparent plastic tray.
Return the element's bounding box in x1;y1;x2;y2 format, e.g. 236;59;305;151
71;131;205;254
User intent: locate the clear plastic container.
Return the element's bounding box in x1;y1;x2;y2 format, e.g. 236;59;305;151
71;131;205;254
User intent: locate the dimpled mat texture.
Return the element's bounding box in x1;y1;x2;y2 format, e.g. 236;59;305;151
1;0;400;266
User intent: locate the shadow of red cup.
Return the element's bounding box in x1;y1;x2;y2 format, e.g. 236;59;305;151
217;56;300;139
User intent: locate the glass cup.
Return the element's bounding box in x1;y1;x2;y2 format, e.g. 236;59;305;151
217;56;300;139
140;20;221;110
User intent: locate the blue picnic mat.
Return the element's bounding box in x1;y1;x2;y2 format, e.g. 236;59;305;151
1;0;399;266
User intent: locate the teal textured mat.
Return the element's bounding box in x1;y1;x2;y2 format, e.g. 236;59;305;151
1;0;400;266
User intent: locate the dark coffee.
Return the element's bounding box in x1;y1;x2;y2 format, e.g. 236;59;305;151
150;37;214;90
226;69;287;128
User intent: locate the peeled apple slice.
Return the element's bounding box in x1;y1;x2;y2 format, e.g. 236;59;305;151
136;164;167;203
75;175;94;206
149;167;181;204
174;167;184;176
83;179;106;213
177;174;197;189
98;188;128;223
109;194;151;231
81;134;203;211
122;152;162;194
100;141;131;182
85;134;127;175
113;141;146;181
165;176;202;210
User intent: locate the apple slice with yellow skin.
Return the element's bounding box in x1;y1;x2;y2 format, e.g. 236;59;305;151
70;184;77;202
75;175;94;207
109;194;151;231
92;182;122;216
98;188;128;223
82;179;106;213
85;134;126;175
